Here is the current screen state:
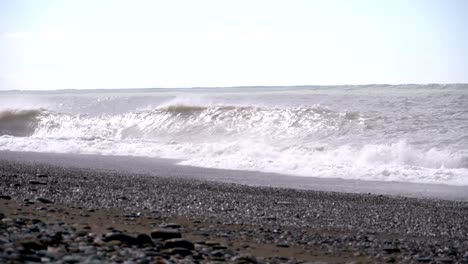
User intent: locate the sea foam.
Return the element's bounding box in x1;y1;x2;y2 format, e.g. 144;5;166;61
1;85;467;185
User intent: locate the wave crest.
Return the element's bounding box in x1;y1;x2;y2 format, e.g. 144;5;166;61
28;103;364;141
0;109;43;137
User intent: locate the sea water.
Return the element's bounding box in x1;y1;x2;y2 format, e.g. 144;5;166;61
1;84;467;185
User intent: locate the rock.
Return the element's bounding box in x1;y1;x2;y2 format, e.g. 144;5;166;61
166;247;192;256
36;197;53;204
1;218;13;224
163;238;194;250
159;223;181;229
435;258;453;264
204;240;220;247
211;249;225;257
383;247;401;254
136;234;153;245
29;180;47;185
19;255;42;262
150;228;182;240
276;201;293;205
213;245;228;250
31;219;43;224
0;195;12;200
18;240;47;251
103;233;139;245
276;243;289;248
232;255;258;264
415;257;432;263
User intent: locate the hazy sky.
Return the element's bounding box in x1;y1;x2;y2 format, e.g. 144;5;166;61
0;0;466;90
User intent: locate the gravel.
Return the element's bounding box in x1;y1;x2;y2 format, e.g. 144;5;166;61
1;159;468;263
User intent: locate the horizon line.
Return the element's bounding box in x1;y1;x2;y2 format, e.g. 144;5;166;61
1;83;467;92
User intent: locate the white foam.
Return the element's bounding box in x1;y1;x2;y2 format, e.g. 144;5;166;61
1;134;467;185
0;99;466;186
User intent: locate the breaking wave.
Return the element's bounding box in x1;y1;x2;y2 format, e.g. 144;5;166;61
0;109;43;137
0;101;467;185
17;103;365;141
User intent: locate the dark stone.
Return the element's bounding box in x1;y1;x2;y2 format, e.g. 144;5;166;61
276;201;293;205
232;255;258;264
0;195;12;200
136;234;154;245
36;173;48;178
435;258;453;264
36;197;53;204
28;180;47;185
159;223;181;229
103;233;139;245
45;232;63;245
163;238;194;250
213;245;228;250
18;240;46;251
31;219;43;224
211;250;225;257
276;243;289;248
150;228;182;240
19;255;42;262
415;257;432;263
384;247;401;254
167;247;192;256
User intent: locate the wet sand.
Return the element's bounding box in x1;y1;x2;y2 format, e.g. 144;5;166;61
1;151;468;263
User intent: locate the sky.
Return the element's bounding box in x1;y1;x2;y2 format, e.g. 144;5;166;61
0;0;467;90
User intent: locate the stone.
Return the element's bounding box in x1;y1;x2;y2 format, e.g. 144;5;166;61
231;255;258;264
36;197;53;204
163;238;194;250
415;257;432;263
166;247;192;256
150;228;182;240
204;240;220;247
159;223;181;229
136;234;153;245
18;240;47;251
276;243;289;248
103;233;139;245
0;195;12;200
436;257;454;264
276;201;293;205
211;250;225;257
29;180;47;185
383;247;401;254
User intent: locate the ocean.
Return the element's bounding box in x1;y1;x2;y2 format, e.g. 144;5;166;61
1;84;467;185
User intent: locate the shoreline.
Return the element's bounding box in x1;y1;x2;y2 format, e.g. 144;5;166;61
1;150;468;201
1;154;468;262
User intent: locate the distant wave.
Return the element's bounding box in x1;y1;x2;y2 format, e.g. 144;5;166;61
0;109;43;137
12;103;363;142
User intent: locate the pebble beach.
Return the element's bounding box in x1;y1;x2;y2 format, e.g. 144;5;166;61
1;155;468;263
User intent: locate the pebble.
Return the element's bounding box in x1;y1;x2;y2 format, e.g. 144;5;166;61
0;165;467;263
163;238;195;250
36;197;53;204
103;233;139;246
28;180;47;185
150;228;182;240
159;223;181;229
